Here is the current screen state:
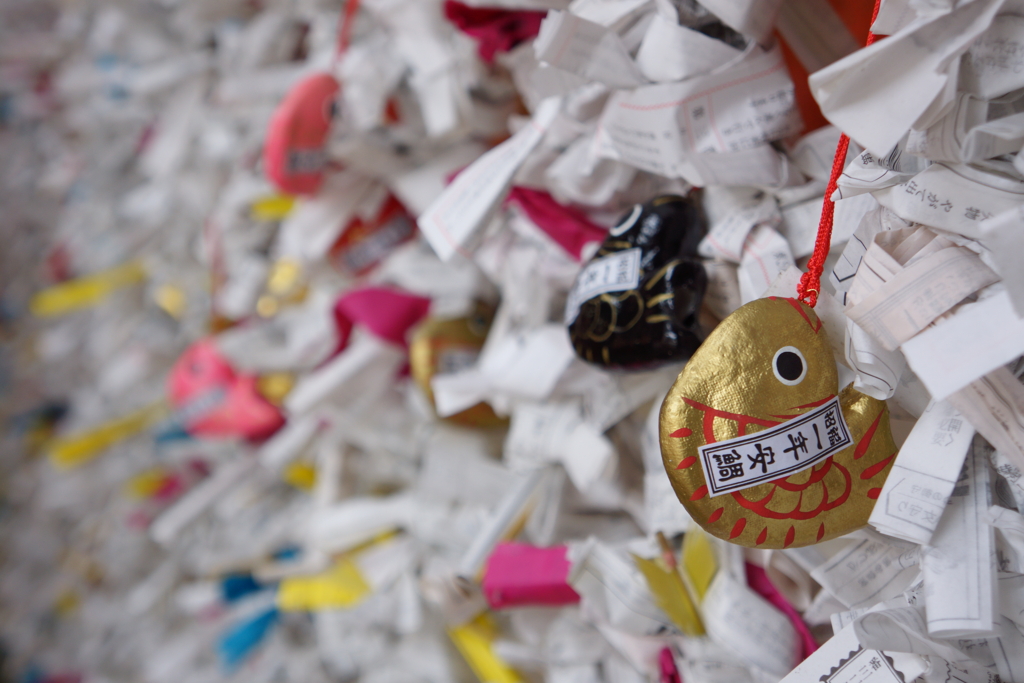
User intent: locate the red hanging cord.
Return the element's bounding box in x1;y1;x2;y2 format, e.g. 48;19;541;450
796;0;883;308
334;0;361;64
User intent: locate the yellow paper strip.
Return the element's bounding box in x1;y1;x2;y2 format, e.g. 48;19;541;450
256;372;294;405
48;403;166;470
30;261;147;317
54;589;80;617
448;614;522;683
682;528;717;601
277;557;371;611
250;194;296;221
124;468;172;499
633;554;705;636
283;461;317;491
153;284;187;319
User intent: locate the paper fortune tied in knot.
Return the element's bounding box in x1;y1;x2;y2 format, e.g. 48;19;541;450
566;195;707;370
660;297;897;548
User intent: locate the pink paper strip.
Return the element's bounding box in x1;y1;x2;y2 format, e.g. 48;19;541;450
745;562;818;660
505;187;606;261
443;1;545;63
482;542;581;609
333;287;432;351
659;647;682;683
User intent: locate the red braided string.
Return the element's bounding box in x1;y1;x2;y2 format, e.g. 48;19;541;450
796;0;883;308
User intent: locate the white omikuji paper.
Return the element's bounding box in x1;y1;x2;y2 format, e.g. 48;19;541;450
698;192;781;262
635;14;743;84
871;162;1024;240
504;401;615;492
596;43;802;181
845;317;906;401
778;622;926;683
979;204;1024;318
810;537;920;609
567;538;676;637
846;237;999;351
960;13;1024;99
418;96;562;261
534;11;647;89
921;444;999;638
901;290;1024;401
947;367;1024;469
640;393;693;536
701;570;800;677
808;0;1007;157
737;223;796;303
868;401;975;545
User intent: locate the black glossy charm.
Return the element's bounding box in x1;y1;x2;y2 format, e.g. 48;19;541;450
566;194;708;369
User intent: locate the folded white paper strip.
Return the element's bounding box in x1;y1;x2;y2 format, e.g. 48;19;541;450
869;401;975;545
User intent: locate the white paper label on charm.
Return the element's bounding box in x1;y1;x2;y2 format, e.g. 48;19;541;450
564;248;642;325
699;395;853;497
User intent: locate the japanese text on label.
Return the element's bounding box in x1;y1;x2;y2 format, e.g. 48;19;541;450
699;396;852;497
564;248;642;324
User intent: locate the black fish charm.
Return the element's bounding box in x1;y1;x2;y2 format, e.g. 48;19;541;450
566;194;708;370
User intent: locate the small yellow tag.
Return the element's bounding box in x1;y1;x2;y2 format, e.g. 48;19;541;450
682;528;717;601
256;295;280;318
283;461;317;491
154;284;187;319
54;589;80;617
250;194;296;221
124;468;171;499
48;403;166;470
633;554;705;636
277;557;372;611
448;614;522;683
257;372;295;405
30;261;146;317
266;259;303;296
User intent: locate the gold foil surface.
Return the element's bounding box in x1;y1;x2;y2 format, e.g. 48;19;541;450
659;297;897;548
409;304;507;429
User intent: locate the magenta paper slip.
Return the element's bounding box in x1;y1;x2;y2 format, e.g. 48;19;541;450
482;543;580;609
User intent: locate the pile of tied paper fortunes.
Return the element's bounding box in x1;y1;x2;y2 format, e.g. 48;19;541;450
7;0;1024;682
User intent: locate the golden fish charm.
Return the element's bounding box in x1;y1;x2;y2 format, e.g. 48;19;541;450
659;297;897;548
409;303;507;429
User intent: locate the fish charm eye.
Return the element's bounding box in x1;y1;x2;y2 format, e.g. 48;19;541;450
772;346;806;385
609;204;642;236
